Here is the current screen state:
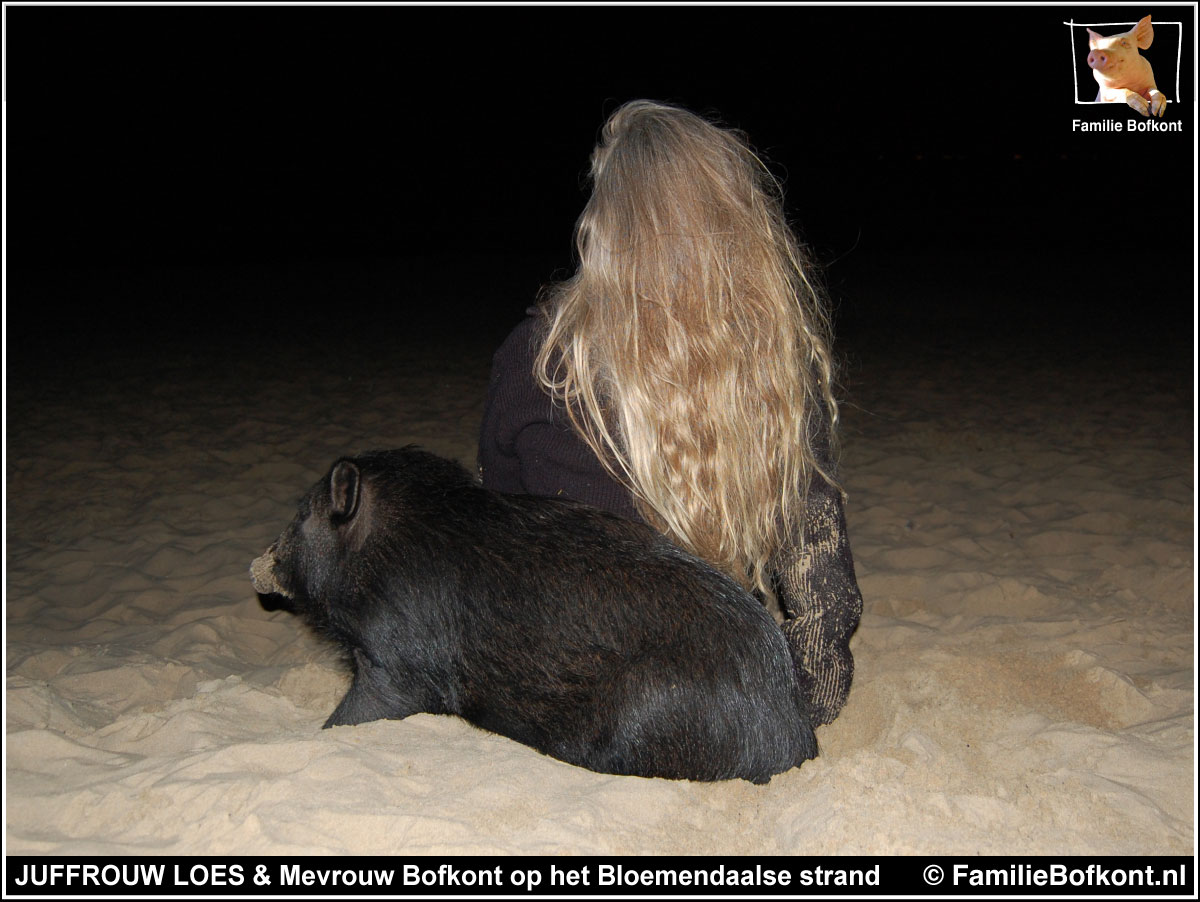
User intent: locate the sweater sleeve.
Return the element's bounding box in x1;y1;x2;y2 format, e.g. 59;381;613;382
477;315;643;523
773;418;864;726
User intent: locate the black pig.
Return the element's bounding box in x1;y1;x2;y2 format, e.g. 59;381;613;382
250;447;816;783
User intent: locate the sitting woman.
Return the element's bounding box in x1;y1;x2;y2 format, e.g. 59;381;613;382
478;99;862;726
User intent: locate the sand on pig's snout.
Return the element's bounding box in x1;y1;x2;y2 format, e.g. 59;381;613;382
5;315;1193;855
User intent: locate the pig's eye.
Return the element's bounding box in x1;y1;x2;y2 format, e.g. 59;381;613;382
1120;39;1130;47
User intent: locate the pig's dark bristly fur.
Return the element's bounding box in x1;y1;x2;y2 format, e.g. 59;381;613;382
252;447;817;783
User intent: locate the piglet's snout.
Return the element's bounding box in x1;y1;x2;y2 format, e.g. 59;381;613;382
1087;50;1108;70
250;547;291;598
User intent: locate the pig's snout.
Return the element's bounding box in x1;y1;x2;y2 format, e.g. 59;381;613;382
250;546;291;599
1087;50;1109;70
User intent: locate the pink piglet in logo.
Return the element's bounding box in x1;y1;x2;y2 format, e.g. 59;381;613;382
1087;15;1166;117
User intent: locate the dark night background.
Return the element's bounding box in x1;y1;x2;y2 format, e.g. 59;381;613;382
6;3;1196;376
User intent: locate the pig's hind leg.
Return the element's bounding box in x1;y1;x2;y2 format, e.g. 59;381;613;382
323;648;427;728
591;654;803;783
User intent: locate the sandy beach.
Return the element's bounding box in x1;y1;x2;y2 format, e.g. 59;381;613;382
4;255;1193;857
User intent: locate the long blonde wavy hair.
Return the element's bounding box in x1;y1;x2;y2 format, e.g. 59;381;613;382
535;100;840;595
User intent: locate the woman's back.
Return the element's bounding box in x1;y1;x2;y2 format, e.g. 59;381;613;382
480;100;862;726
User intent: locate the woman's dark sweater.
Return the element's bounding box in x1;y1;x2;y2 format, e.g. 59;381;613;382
478;314;642;523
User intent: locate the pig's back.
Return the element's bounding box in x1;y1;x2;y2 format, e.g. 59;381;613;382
448;488;816;781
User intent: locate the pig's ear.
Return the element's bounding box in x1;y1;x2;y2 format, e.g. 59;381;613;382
1133;15;1153;49
329;460;362;521
1086;28;1102;47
